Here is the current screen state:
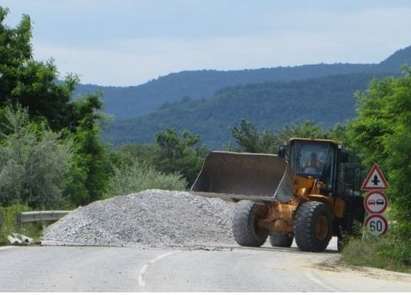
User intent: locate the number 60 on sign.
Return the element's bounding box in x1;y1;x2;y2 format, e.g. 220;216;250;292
365;215;388;236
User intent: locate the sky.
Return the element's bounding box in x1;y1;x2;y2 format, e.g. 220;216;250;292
2;0;411;86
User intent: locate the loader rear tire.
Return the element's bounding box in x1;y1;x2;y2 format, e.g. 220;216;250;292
294;201;332;252
232;201;268;247
269;233;293;248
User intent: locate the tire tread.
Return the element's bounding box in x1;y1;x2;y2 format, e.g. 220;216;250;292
232;201;268;247
294;201;332;252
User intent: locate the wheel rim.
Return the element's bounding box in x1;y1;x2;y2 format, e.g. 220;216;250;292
315;215;329;241
253;206;267;237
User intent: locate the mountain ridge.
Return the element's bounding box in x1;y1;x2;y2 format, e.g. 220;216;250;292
78;45;411;147
76;45;411;120
103;71;395;147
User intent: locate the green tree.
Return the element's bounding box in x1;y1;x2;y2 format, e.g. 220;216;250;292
274;121;330;144
0;6;110;206
231;120;278;153
64;103;111;206
111;143;158;169
232;120;330;154
154;129;206;185
0;106;73;208
0;7;84;131
347;68;411;236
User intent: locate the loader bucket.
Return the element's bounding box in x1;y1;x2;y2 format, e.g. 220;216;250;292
191;151;294;203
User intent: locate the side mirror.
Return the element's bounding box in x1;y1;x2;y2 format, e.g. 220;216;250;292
278;145;286;159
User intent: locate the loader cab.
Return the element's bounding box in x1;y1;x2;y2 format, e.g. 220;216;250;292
287;138;339;194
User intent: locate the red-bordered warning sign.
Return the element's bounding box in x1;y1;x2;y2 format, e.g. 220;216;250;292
361;164;389;191
365;214;388;236
364;190;388;214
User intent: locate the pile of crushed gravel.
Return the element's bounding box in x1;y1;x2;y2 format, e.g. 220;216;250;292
43;190;236;248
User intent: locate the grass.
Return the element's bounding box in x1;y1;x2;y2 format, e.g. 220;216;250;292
0;204;43;245
341;233;411;273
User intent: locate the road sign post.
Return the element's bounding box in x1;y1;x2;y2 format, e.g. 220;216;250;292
361;163;389;237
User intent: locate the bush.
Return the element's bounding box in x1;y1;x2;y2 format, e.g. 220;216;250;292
0;107;73;209
0;204;42;245
342;233;411;273
104;161;187;198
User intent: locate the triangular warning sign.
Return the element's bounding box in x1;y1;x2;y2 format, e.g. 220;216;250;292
361;164;389;190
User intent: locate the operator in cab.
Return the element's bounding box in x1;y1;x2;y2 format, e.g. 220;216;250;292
303;152;323;175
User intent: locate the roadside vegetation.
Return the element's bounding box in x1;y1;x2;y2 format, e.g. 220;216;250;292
341;68;411;273
342;233;411;273
0;204;42;245
0;7;197;243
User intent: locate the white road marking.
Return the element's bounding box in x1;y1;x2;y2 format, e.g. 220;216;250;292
0;246;14;251
138;250;179;288
304;270;339;291
138;264;148;287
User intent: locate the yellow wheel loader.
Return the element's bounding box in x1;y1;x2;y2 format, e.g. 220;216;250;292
191;138;365;252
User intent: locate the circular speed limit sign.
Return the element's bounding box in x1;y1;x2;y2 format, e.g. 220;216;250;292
365;215;388;236
364;191;388;214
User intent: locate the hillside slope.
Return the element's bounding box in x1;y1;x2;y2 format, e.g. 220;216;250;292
104;72;393;147
77;45;411;120
76;64;373;118
379;45;411;72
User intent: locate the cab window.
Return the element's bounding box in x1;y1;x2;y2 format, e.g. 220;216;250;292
290;141;335;186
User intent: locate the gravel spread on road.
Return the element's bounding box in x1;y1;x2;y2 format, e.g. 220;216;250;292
42;190;235;248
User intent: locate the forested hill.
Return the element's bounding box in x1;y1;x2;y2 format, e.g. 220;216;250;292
76;45;411;119
379;45;411;72
76;64;373;118
104;72;393;147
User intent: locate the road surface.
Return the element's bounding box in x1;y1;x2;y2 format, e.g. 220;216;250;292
0;242;410;291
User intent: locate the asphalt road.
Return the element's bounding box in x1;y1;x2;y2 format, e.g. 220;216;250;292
1;242;411;292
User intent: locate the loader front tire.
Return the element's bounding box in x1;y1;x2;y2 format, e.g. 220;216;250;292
294;201;332;252
232;201;268;247
269;233;293;248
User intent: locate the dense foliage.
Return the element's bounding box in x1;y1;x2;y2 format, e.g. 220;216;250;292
0;6;187;217
154;129;207;185
339;69;411;272
0;7;96;132
347;68;411;236
0;7;110;207
0;107;73;208
109;129;207;187
231;120;330;153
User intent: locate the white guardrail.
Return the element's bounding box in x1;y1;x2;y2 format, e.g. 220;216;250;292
16;210;71;225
